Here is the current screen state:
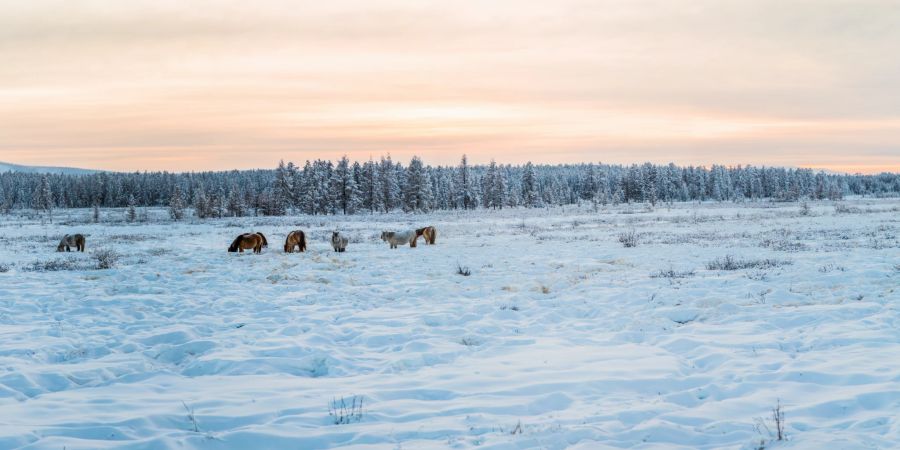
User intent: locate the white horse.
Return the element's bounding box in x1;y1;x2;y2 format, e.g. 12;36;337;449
331;231;348;252
381;230;417;249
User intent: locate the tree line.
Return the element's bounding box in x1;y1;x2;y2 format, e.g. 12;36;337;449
2;156;899;219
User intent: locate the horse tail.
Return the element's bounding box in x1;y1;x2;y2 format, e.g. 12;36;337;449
256;232;268;247
299;231;307;252
228;235;242;252
429;227;436;244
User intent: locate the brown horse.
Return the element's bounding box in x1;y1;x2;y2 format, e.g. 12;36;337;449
57;234;86;252
415;226;437;245
284;230;307;253
228;233;265;254
256;232;269;248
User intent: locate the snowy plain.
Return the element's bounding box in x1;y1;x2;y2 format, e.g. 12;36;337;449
0;199;898;450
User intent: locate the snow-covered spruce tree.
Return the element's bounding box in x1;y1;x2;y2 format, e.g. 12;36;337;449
331;156;358;214
521;162;540;207
482;159;507;209
358;158;383;213
192;184;210;219
271;160;291;216
34;175;54;222
0;182;9;214
402;156;432;212
126;194;137;222
226;185;244;217
298;161;315;214
169;186;186;221
379;156;399;212
454;154;477;210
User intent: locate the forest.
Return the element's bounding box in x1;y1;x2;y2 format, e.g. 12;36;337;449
2;155;898;218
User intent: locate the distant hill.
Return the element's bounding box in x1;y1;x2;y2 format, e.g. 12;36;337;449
0;161;99;175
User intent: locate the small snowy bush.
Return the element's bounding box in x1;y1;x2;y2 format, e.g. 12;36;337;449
618;230;638;247
92;248;120;270
329;396;364;425
0;263;10;273
25;257;82;272
706;255;791;271
650;267;695;279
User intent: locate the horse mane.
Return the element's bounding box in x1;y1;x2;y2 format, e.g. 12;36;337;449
256;232;268;247
228;234;243;252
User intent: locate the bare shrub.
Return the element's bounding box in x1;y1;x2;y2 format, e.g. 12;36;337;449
459;336;483;346
753;399;787;448
618;229;638;248
92;248;120;270
760;238;808;252
0;263;10;273
329;395;364;425
182;401;201;433
650;267;695;279
706;255;791;271
834;203;862;214
456;264;471;276
25;257;82;272
773;400;785;441
819;264;847;273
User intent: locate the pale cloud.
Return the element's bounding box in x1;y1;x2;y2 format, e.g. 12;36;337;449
0;0;898;172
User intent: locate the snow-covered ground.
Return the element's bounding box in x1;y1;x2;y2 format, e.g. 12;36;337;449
1;199;898;450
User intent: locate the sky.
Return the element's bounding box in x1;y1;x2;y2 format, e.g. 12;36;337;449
0;0;899;173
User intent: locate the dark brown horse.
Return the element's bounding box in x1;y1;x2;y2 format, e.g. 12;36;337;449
57;234;86;252
228;233;265;254
284;230;307;253
415;226;437;245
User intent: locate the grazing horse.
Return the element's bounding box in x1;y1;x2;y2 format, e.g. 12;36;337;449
381;230;417;249
284;230;307;253
57;234;86;252
256;232;269;248
415;226;437;245
228;233;265;254
331;231;348;252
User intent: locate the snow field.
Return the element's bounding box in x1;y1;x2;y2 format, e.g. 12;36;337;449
0;199;898;449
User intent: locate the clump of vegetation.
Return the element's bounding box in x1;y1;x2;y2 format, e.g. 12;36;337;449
182;401;201;433
0;263;10;273
706;255;791;271
25;257;83;272
618;229;638;248
92;248;120;270
834;203;862;214
650;267;695;279
456;264;471;276
753;399;787;449
329;395;364;425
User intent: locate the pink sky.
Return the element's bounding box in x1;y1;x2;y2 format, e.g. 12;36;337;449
1;0;898;173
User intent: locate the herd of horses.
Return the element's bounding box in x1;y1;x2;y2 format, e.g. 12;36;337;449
228;226;437;254
54;227;437;255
